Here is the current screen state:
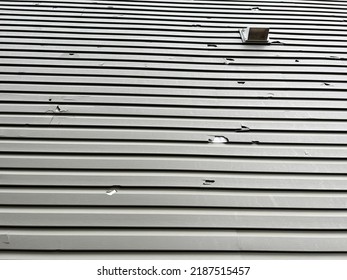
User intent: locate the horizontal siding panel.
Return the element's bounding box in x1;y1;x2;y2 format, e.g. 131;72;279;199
1;228;347;251
3;94;347;109
2;115;347;132
1;170;347;190
3;127;347;145
2;58;347;71
2;66;347;81
3;252;347;260
1;15;346;31
2;38;347;53
1;77;345;90
1;187;347;209
2;140;347;158
1;207;347;229
4;104;347;121
2;26;347;42
2;155;347;174
2;44;345;60
2;30;347;47
2;85;347;100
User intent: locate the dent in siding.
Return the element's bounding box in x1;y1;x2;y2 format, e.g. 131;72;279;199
0;235;10;245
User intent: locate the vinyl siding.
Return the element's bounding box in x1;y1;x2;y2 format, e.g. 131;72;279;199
1;0;347;258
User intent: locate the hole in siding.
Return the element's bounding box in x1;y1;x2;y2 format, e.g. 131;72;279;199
237;81;246;84
48;98;52;102
252;140;260;145
207;44;218;47
106;186;120;196
324;82;331;86
208;135;229;143
251;7;261;11
295;59;300;62
192;24;202;27
50;105;67;113
106;189;117;196
271;41;283;45
69;53;75;56
266;93;275;98
236;125;251;132
203;179;215;185
225;58;235;64
224;58;235;64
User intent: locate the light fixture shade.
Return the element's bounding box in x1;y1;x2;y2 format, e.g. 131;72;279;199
239;27;270;43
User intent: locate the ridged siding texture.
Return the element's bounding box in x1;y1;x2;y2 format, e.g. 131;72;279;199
1;0;347;257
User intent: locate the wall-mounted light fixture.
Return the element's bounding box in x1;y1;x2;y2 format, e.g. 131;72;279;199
239;27;270;44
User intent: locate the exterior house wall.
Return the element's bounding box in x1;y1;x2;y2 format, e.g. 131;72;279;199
1;0;347;258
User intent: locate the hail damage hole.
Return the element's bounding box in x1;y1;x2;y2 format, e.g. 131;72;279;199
207;44;217;47
295;59;300;62
251;7;260;11
236;125;251;132
224;58;235;64
324;82;330;86
208;136;229;143
203;179;215;185
48;105;66;114
237;81;245;84
106;186;120;196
